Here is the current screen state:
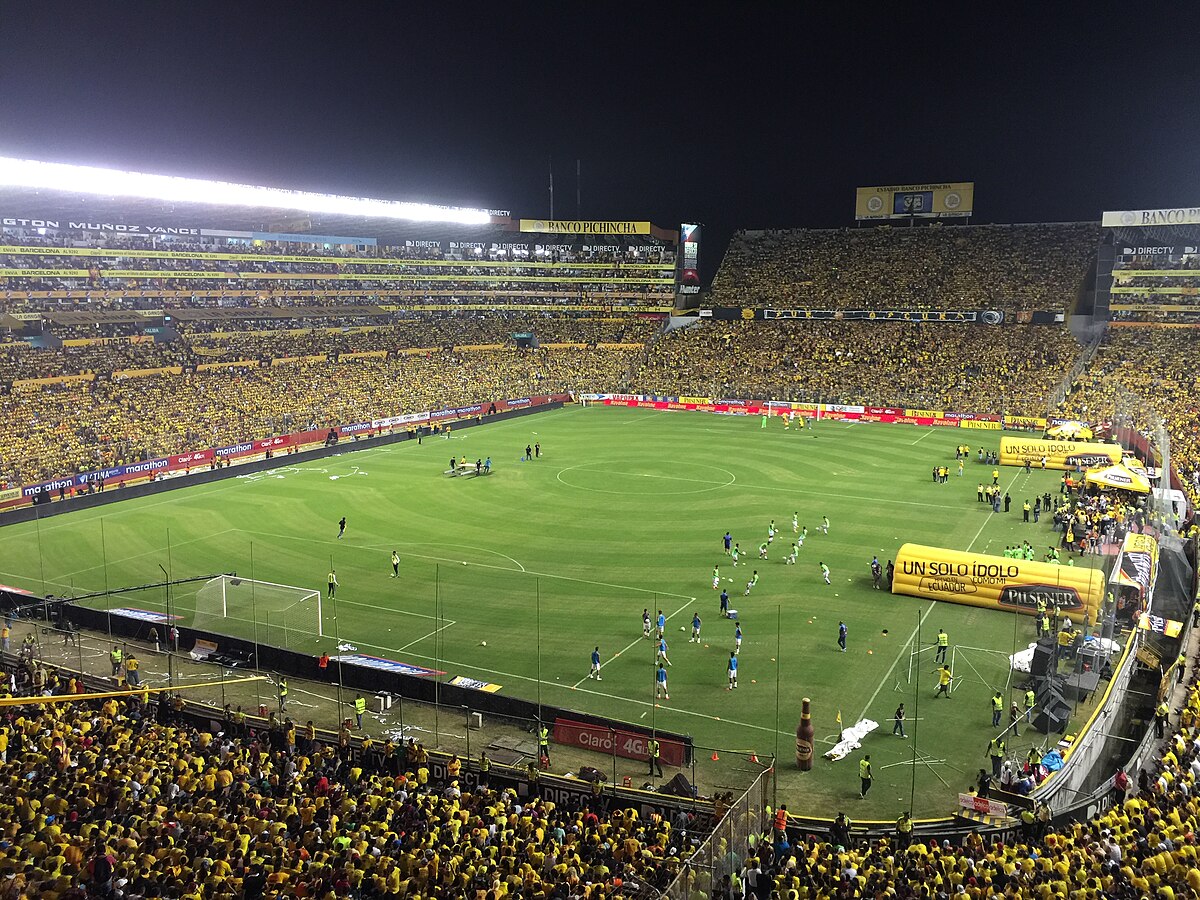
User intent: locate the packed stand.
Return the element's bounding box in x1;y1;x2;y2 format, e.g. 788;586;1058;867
0;315;658;382
1110;244;1200;323
708;223;1100;312
0;231;676;312
0;674;688;898
634;321;1081;416
1060;327;1200;507
0;342;643;487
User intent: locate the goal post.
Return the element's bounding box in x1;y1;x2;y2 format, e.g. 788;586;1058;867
949;645;1014;696
194;575;324;649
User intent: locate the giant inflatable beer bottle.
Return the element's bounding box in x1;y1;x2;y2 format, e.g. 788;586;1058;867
796;698;814;770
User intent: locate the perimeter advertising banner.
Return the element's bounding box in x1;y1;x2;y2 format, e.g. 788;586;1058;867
678;223;701;297
856;183;975;220
518;220;652;235
1102;208;1200;228
998;436;1122;471
892;543;1104;620
553;717;687;767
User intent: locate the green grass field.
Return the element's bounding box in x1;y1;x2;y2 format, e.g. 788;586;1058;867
0;405;1105;817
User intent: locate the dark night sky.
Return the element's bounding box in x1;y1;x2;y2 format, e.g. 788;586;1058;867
2;2;1198;273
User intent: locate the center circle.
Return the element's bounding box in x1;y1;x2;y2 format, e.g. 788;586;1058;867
555;463;736;495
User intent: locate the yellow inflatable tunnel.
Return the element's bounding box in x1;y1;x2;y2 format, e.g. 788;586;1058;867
892;543;1104;621
998;436;1122;471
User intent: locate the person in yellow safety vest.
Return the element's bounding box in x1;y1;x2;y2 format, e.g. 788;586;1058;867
1157;700;1170;739
986;737;1006;778
110;646;123;677
1024;688;1036;724
859;755;873;799
991;692;1004;727
479;751;491;787
1020;805;1036;839
354;694;367;729
935;629;949;664
1178;652;1189;685
895;811;913;850
278;678;288;712
538;724;551;765
648;738;662;777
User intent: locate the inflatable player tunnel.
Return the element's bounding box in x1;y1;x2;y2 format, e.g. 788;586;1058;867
892;543;1104;621
998;436;1121;471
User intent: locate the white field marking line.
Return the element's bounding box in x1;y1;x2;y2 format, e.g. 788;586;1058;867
51;528;237;582
662;478;956;511
399;542;527;573
26;476;252;535
82;592;455;654
910;430;937;445
856;470;1024;723
563;468;737;488
571;598;693;689
236;529;696;600
21;453;387;537
0;570;77;593
390;645;784;736
620;410;669;425
555;464;737;496
329;596;446;623
393;620;457;654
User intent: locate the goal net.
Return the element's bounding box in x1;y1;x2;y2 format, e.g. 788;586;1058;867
194;575;324;651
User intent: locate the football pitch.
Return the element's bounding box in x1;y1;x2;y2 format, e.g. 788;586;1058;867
0;405;1104;817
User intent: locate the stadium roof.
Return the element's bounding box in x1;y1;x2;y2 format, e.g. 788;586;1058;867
0;157;512;245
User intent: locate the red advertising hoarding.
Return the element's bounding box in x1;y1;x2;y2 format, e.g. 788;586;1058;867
553;717;687;767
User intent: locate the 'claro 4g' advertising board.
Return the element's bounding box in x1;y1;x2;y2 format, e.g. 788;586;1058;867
998;436;1122;471
892;543;1104;620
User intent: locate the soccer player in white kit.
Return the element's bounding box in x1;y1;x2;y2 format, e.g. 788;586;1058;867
793;512;799;533
787;542;798;565
712;566;720;590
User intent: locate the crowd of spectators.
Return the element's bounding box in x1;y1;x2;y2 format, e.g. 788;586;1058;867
0;687;686;898
1060;327;1200;507
0;343;643;487
4;645;1200;897
634;321;1081;416
0;233;675;312
707;223;1100;312
0;316;658;382
1110;250;1200;323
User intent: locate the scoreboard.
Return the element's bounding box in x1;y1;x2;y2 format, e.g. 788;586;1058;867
856;183;974;220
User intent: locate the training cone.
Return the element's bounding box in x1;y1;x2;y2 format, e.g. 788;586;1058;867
711;751;720;761
750;753;759;764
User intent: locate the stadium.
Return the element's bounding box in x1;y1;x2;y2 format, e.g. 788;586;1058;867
2;151;1199;897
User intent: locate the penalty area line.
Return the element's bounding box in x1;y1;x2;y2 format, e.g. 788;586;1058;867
856;471;1023;724
571;597;694;689
235;529;695;600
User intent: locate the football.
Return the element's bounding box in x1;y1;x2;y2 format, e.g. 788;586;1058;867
480;641;487;646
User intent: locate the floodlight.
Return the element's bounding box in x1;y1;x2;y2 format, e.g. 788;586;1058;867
0;157;493;225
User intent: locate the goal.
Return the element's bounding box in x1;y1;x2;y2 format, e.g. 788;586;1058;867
194;575;324;650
